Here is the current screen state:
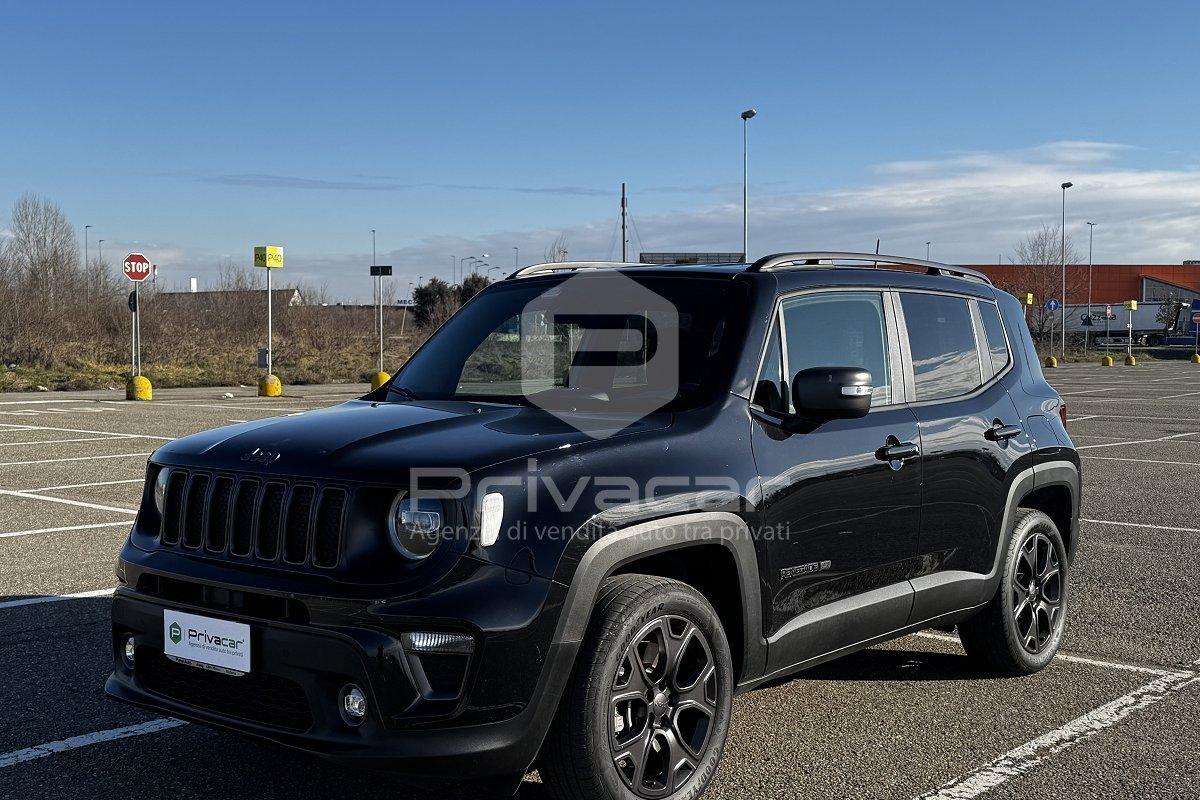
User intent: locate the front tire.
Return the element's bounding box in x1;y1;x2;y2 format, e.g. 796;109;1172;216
958;508;1069;674
539;575;733;800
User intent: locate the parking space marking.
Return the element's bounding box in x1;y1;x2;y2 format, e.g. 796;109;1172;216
0;718;186;769
914;632;1177;677
0;400;98;406
1066;414;1099;422
0;587;115;611
1059;388;1120;396
1082;454;1200;467
0;521;132;540
0;423;174;441
915;666;1200;799
0;436;124;448
0;488;138;514
0;452;152;467
1076;432;1200;450
24;478;145;492
1082;518;1200;534
1159;390;1200;400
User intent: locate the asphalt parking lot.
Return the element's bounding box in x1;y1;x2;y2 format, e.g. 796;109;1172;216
1;363;1198;799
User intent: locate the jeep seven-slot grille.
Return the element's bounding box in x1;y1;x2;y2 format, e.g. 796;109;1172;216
159;469;346;571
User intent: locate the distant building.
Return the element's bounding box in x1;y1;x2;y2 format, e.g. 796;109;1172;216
640;252;744;265
969;263;1200;305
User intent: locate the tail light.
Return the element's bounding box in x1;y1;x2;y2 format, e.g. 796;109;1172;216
1059;401;1067;426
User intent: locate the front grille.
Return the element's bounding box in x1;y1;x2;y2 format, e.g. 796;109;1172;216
160;469;346;571
139;648;313;731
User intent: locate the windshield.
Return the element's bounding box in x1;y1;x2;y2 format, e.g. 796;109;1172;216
389;274;747;412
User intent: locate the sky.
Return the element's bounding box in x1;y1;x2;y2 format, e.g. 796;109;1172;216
3;0;1200;301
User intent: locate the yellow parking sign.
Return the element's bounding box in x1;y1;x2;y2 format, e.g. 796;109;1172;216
254;245;284;269
1124;300;1138;311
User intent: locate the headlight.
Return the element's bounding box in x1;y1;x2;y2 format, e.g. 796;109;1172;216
154;468;170;515
388;496;444;560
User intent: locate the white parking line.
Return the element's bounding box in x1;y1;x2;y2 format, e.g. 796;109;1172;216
0;436;122;448
0;718;186;769
1076;432;1200;450
1059;388;1119;396
1082;518;1200;534
1159;390;1200;400
1066;414;1099;422
0;489;138;514
0;399;97;405
0;521;132;540
0;452;152;467
24;478;145;492
915;666;1199;799
1082;454;1200;467
913;632;1176;677
0;423;173;441
0;587;115;610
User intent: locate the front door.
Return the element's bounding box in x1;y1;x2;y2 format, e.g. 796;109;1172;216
750;290;922;676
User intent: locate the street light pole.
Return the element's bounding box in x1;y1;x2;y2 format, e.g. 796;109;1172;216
1060;181;1073;358
513;246;519;269
1086;221;1095;354
741;109;756;263
925;241;931;261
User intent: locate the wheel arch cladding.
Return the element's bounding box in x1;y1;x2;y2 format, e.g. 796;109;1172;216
1018;483;1077;560
612;543;746;682
551;512;766;685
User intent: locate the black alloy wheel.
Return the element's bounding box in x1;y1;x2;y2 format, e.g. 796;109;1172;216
610;615;720;797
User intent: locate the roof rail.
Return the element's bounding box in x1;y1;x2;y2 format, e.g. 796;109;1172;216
507;261;647;279
747;251;993;285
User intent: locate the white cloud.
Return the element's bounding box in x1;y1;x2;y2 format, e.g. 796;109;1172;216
168;140;1200;299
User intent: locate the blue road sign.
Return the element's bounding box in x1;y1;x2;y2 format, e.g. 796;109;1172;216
1046;298;1061;312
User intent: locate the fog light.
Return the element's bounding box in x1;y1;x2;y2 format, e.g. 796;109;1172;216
401;631;475;655
340;684;367;725
123;636;136;668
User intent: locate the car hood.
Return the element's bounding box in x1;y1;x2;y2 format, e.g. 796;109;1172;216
151;399;671;483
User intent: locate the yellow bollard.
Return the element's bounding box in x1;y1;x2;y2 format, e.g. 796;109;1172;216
1044;355;1058;368
258;374;282;397
1191;354;1200;364
1124;355;1137;366
1100;355;1114;367
125;375;153;401
371;371;392;390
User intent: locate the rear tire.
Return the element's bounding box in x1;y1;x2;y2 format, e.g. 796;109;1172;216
539;575;733;800
959;508;1069;675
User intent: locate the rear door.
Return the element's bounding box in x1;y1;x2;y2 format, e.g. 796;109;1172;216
895;291;1032;622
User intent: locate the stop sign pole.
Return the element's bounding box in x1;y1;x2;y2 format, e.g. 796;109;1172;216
123;253;153;376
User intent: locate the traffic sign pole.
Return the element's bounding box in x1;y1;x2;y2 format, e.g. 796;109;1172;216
122;253;153;399
267;266;273;375
253;246;284;396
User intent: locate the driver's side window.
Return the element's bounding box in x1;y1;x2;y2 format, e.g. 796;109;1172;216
762;291;892;408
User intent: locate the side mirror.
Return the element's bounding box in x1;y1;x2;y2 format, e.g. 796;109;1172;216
791;367;872;419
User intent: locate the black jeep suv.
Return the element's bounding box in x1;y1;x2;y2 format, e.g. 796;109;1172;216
106;253;1079;799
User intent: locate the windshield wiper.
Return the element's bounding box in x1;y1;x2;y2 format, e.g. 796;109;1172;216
389;386;421;401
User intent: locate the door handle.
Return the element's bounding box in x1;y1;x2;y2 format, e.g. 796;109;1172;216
985;423;1023;441
876;441;920;462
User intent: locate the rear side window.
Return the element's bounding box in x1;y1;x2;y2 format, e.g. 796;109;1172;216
978;302;1011;375
780;291;892;405
900;293;982;401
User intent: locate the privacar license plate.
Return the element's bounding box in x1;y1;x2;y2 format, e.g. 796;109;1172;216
163;609;251;676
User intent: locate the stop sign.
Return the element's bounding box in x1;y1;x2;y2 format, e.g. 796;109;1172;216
123;253;152;282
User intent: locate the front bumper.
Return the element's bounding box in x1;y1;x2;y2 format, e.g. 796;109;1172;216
105;562;575;778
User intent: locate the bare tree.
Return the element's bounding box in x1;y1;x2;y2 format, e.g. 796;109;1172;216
544;234;569;263
998;225;1084;341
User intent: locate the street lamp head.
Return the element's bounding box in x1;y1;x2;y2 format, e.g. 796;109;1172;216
741;109;757;120
481;253;490;258
1061;181;1073;189
1086;221;1095;227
